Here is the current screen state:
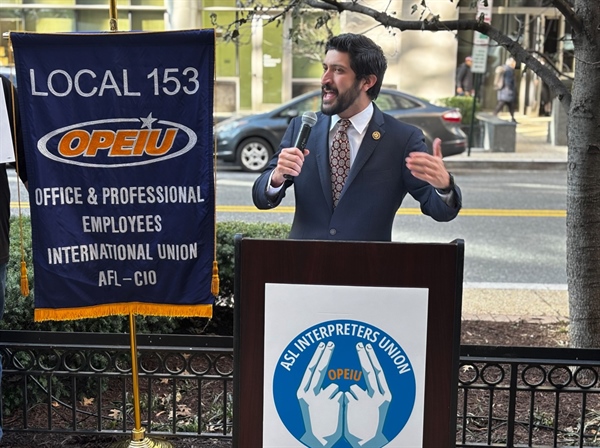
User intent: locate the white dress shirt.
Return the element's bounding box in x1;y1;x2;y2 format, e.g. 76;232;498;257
328;102;373;167
267;102;454;203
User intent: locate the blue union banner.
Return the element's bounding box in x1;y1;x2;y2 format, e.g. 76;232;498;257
11;30;215;321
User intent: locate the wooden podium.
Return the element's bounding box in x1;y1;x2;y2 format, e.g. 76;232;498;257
233;237;464;447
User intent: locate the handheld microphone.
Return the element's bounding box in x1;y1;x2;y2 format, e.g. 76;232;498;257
284;111;318;180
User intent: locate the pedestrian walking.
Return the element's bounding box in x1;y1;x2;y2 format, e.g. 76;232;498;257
455;56;474;96
493;57;518;123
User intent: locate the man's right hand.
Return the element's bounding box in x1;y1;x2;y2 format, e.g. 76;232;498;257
271;147;310;187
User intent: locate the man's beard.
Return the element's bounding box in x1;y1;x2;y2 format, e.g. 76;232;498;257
321;81;362;116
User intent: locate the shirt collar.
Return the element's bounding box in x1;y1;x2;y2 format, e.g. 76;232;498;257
330;102;374;134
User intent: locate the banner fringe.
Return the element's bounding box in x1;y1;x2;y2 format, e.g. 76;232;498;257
34;302;213;322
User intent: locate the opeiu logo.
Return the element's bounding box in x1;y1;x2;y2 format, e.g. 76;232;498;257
272;319;416;448
37;113;197;168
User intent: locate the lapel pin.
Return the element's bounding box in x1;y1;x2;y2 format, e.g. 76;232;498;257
372;131;381;140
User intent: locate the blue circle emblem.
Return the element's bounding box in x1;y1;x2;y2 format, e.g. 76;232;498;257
273;319;416;447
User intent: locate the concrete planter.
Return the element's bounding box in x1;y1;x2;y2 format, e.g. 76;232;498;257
461;123;484;148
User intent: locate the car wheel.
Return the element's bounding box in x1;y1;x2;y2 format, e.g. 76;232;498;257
236;137;273;172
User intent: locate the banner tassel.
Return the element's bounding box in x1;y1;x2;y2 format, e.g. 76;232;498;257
6;48;29;299
20;261;29;296
211;260;219;296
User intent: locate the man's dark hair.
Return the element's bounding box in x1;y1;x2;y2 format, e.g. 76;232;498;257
325;33;388;100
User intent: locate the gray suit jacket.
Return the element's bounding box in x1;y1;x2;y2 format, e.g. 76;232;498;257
252;105;462;241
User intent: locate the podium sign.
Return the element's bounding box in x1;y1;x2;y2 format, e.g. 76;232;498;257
234;238;464;447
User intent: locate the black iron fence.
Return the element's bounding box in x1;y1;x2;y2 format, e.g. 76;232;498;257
0;330;233;443
2;331;600;447
458;345;600;448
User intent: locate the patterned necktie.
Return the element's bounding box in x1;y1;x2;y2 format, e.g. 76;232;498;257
330;119;351;207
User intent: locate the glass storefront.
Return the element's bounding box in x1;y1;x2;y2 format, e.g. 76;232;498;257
1;1;571;116
0;0;165;67
457;2;570;115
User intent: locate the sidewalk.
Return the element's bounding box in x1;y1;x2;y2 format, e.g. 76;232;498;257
453;112;569;324
462;283;568;324
445;113;568;172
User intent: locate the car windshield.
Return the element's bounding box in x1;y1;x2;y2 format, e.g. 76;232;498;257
278;90;423;118
279;94;321;118
375;92;420;111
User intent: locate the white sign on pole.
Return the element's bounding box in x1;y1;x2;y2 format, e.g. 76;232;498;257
470;0;493;74
471;45;489;74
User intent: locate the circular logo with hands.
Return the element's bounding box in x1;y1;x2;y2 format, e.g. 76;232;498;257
273;319;416;448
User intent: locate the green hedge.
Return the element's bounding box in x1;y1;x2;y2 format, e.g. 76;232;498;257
1;217;291;335
438;96;480;126
1;218;293;416
214;221;291;303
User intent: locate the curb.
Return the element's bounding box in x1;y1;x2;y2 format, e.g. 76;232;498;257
461;313;569;324
445;159;567;171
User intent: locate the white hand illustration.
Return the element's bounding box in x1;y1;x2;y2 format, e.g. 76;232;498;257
344;342;392;447
297;341;344;447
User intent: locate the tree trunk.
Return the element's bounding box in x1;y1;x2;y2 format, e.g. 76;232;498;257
567;0;600;348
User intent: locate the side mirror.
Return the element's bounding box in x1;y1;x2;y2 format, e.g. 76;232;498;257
281;109;299;122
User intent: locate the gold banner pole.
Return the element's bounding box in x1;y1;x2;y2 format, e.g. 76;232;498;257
128;312;145;443
111;313;174;448
106;0;172;444
109;0;118;32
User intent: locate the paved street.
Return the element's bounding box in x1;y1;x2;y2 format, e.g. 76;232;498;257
7;112;571;323
212;112;572;323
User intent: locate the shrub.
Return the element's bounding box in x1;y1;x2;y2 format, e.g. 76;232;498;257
3;216;174;334
215;221;291;302
2;218;290;416
1;217;291;335
438;96;480;125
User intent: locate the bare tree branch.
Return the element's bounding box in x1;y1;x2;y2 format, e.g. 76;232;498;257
550;0;582;34
303;0;571;110
305;0;338;11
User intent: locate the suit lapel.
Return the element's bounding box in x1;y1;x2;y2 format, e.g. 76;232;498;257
342;105;386;192
314;114;334;210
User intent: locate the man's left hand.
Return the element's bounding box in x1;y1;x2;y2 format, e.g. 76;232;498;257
405;138;451;190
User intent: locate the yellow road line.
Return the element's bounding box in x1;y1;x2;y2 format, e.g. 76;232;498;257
458;209;565;217
217;205;295;213
11;203;566;218
214;205;565;217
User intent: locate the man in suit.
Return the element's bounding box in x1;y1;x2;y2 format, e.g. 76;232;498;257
252;33;461;242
